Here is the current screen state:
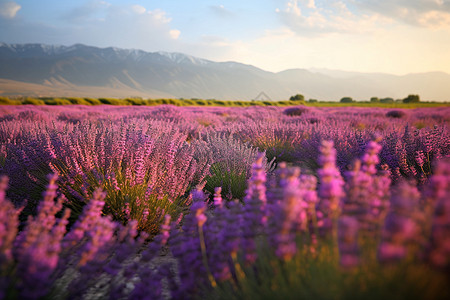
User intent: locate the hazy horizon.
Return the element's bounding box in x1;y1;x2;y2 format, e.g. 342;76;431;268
1;0;450;76
3;41;450;78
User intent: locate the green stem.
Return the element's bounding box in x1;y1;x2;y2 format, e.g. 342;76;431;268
198;224;217;288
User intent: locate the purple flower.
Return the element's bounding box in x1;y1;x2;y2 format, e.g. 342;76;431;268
213;186;223;208
12;175;70;299
426;158;450;268
317;140;344;235
338;216;359;268
415;150;425;168
361;140;382;175
242;152;268;264
62;188;106;249
0;176;22;264
343;140;390;233
378;181;421;263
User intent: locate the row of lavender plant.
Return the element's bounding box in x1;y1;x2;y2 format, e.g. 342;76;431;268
1;138;448;299
2;104;448;179
0;105;448;235
1;105;279;232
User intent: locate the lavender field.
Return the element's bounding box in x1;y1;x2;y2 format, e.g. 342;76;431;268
0;104;449;299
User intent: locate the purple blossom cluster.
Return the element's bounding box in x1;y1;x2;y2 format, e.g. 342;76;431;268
316;140;344;235
343;140;391;233
0;140;449;298
0;174;149;299
426;158;450;268
162;138;450;298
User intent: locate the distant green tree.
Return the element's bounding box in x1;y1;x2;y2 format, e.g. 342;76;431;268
380;97;394;103
370;97;380;102
340;97;353;103
308;99;318;103
403;94;420;103
289;94;305;101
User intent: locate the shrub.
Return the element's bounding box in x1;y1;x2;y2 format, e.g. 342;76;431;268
66;97;91;105
124;98;145;106
239;122;302;164
403;94;420;103
380;97;394;103
83;97;101;105
195;99;207;106
386;110;406;118
180;99;195;105
211;100;226;106
99;98;130;105
283;106;309;116
340;97;354;103
43;98;72;105
0;97;15;105
308;117;319;124
289;94;305;101
159;98;181;105
4;117;208;234
203;134;271;201
21;98;45;105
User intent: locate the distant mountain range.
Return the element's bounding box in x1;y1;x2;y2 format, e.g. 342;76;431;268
0;43;449;101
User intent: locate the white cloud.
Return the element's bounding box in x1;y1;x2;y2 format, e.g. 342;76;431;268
306;0;316;9
131;4;146;15
1;2;180;52
355;0;450;28
72;5;176;49
417;10;450;27
199;23;450;75
277;0;385;36
277;0;450;38
169;29;181;39
147;8;171;23
0;1;21;19
130;5;173;25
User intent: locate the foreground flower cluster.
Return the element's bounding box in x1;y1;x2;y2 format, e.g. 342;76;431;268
0;140;449;299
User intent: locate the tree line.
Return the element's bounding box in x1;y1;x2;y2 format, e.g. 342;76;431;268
289;94;422;103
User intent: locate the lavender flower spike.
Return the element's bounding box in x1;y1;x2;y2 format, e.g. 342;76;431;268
378;181;421;263
244;152;267;207
275;167;305;261
213;186;223;209
338;216;359;268
361;140;382;175
0;176;22;264
317;140;344;234
427;158;450;268
242;152;268;264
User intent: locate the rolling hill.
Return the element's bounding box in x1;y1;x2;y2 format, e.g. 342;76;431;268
1;43;449;101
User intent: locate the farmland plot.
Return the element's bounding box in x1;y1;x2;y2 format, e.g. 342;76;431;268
0;104;449;299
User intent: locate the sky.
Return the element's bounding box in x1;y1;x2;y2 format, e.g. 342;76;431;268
1;0;450;74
